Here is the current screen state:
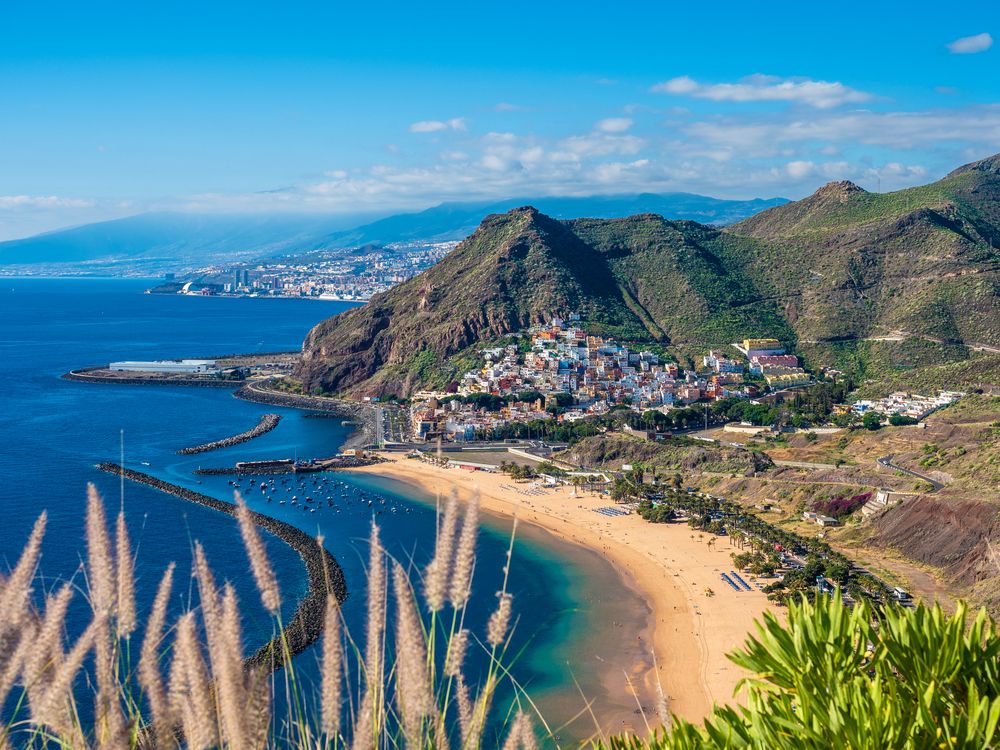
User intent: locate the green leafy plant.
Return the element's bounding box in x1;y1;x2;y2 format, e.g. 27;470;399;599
599;593;1000;749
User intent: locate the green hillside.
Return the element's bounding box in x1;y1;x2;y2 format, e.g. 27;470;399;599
295;208;791;396
296;154;1000;397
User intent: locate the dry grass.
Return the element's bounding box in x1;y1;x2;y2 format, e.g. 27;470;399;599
0;483;541;749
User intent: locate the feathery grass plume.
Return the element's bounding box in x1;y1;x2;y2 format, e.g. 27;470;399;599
86;490;126;748
351;692;375;750
321;594;343;738
192;542;223;654
486;592;513;649
353;523;386;750
31;615;102;739
500;710;538;750
467;671;498;750
23;583;74;715
454;673;474;744
216;583;250;749
94;616;127;750
424;489;459;611
244;666;271;749
138;563;175;742
0;511;46;631
235;492;281;614
0;620;36;709
392;561;434;744
169;612;217;750
86;484;116;616
444;628;469;678
115;510;137;637
449;491;479;609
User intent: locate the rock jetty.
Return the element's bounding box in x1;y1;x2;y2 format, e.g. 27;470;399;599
96;463;347;672
235;380;377;448
177;413;282;455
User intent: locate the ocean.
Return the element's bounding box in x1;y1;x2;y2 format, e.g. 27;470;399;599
0;278;648;742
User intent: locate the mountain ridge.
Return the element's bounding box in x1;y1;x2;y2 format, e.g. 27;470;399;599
296;153;1000;397
0;193;788;269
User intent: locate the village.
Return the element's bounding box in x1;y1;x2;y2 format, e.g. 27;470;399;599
407;317;816;442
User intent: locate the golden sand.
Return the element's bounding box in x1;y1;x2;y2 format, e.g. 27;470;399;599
350;455;778;727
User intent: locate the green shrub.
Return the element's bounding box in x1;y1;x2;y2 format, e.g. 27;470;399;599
600;594;1000;749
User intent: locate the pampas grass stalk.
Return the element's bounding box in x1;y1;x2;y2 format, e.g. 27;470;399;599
352;522;386;750
0;511;46;629
216;583;250;748
235;493;282;614
322;594;344;739
169;611;217;750
32;616;103;739
115;511;137;638
391;561;433;745
0;485;537;750
449;492;479;609
486;593;513;649
138;563;175;743
24;584;74;714
424;490;459;612
86;484;116;616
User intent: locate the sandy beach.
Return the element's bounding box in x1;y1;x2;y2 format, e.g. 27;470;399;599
350;454;778;730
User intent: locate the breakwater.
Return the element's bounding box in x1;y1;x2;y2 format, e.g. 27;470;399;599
178;413;282;455
63;366;239;388
193;456;385;475
96;463;347;671
235;380;376;448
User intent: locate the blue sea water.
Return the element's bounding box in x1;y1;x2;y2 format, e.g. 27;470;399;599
0;278;644;743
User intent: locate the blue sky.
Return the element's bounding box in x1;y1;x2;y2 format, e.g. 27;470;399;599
1;0;998;239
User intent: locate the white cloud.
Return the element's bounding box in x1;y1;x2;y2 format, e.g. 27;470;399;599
409;120;447;133
595;117;633;133
684;106;1000;153
494;102;524;112
408;117;467;133
0;195;95;209
785;160;815;179
557;132;645;158
947;32;993;54
651;74;873;109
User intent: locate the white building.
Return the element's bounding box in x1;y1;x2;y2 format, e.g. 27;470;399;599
110;359;219;374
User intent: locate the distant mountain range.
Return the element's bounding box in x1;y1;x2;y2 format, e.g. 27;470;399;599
0;212;373;269
0;193;787;270
296;153;1000;397
314;193;789;248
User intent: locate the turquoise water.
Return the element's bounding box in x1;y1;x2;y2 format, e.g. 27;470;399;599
0;278;640;742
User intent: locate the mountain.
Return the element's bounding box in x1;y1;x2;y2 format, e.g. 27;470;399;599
0;212;374;270
727;154;1000;373
296;207;793;396
316;193;789;247
296;153;1000;397
0;193;786;271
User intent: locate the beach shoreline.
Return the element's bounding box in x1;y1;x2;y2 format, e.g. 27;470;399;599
349;454;779;731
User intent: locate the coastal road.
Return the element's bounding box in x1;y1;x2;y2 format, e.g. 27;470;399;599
877;454;944;492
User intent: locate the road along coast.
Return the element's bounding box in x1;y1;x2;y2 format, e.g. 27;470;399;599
177;413;282;455
350;455;779;725
96;463;347;672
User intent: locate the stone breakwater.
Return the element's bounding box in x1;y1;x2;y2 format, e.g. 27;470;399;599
193;456;385;475
235;380;376;448
177;413;282;455
96;463;348;672
64;366;239;388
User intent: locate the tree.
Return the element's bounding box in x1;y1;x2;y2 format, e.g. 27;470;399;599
599;596;1000;749
862;411;883;431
